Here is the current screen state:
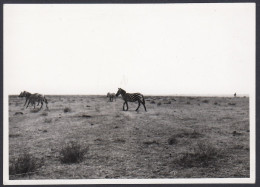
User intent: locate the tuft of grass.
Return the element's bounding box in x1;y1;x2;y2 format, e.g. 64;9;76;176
228;103;236;106
59;141;88;164
30;108;41;113
9;134;20;138
150;100;156;104
64;107;71;113
168;136;178;145
202;100;209;103
9;152;44;176
174;141;223;168
44;118;52;123
176;130;202;139
41;112;48;116
157;102;162;106
186;101;190;104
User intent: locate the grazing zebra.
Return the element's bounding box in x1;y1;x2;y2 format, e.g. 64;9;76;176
26;93;48;110
107;92;116;102
115;88;147;111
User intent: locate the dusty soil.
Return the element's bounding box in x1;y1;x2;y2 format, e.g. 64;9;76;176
8;95;250;179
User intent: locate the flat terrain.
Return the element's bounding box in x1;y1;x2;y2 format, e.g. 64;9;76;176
8;95;250;179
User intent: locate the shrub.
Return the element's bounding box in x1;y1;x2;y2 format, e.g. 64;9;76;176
168;136;178;145
9;152;44;176
150;100;155;104
59;141;88;164
174;141;222;168
64;107;71;113
157;102;162;106
41;112;48;116
202;100;209;103
44;118;52;123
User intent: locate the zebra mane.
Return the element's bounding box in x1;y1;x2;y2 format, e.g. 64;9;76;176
119;88;126;94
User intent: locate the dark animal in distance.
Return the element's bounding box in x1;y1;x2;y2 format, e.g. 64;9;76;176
116;88;147;112
107;92;116;102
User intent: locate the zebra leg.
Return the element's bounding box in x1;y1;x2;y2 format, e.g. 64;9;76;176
24;98;28;106
136;101;141;111
142;102;147;111
40;101;43;109
126;102;129;111
26;100;31;108
123;102;126;111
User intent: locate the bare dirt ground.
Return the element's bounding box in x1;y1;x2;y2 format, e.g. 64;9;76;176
8;95;250;179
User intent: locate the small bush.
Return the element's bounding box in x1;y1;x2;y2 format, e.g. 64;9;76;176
202;100;209;103
41;112;48;116
64;107;71;113
168;136;178;145
9;152;44;176
157;102;162;106
44;118;52;123
59;141;88;164
150;100;155;104
174;142;222;168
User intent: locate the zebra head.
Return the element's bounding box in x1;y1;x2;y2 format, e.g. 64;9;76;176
107;92;110;97
116;88;126;97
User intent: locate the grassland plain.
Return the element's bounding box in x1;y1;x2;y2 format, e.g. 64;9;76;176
8;95;250;179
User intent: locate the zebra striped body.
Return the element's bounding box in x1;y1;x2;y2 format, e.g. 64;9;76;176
27;93;48;109
107;92;116;102
19;91;48;109
116;88;146;111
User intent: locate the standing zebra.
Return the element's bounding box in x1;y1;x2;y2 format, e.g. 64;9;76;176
19;91;48;109
115;88;146;111
107;92;116;102
27;93;48;110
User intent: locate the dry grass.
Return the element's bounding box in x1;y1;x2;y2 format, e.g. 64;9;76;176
8;95;250;179
9;152;44;176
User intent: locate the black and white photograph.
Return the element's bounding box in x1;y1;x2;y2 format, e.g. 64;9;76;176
3;3;255;185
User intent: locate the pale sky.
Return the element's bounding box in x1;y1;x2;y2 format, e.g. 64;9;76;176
4;3;255;95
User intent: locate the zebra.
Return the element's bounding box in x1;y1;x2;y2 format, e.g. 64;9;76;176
18;91;32;107
26;93;48;110
115;88;146;111
19;91;48;109
107;92;116;102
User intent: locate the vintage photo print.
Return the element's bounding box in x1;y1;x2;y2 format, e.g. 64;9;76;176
3;3;256;185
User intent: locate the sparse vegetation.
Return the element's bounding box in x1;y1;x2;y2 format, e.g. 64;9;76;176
63;107;71;113
59;141;88;164
8;95;249;179
168;136;178;145
41;112;48;116
9;152;44;176
44;118;52;123
174;141;223;168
